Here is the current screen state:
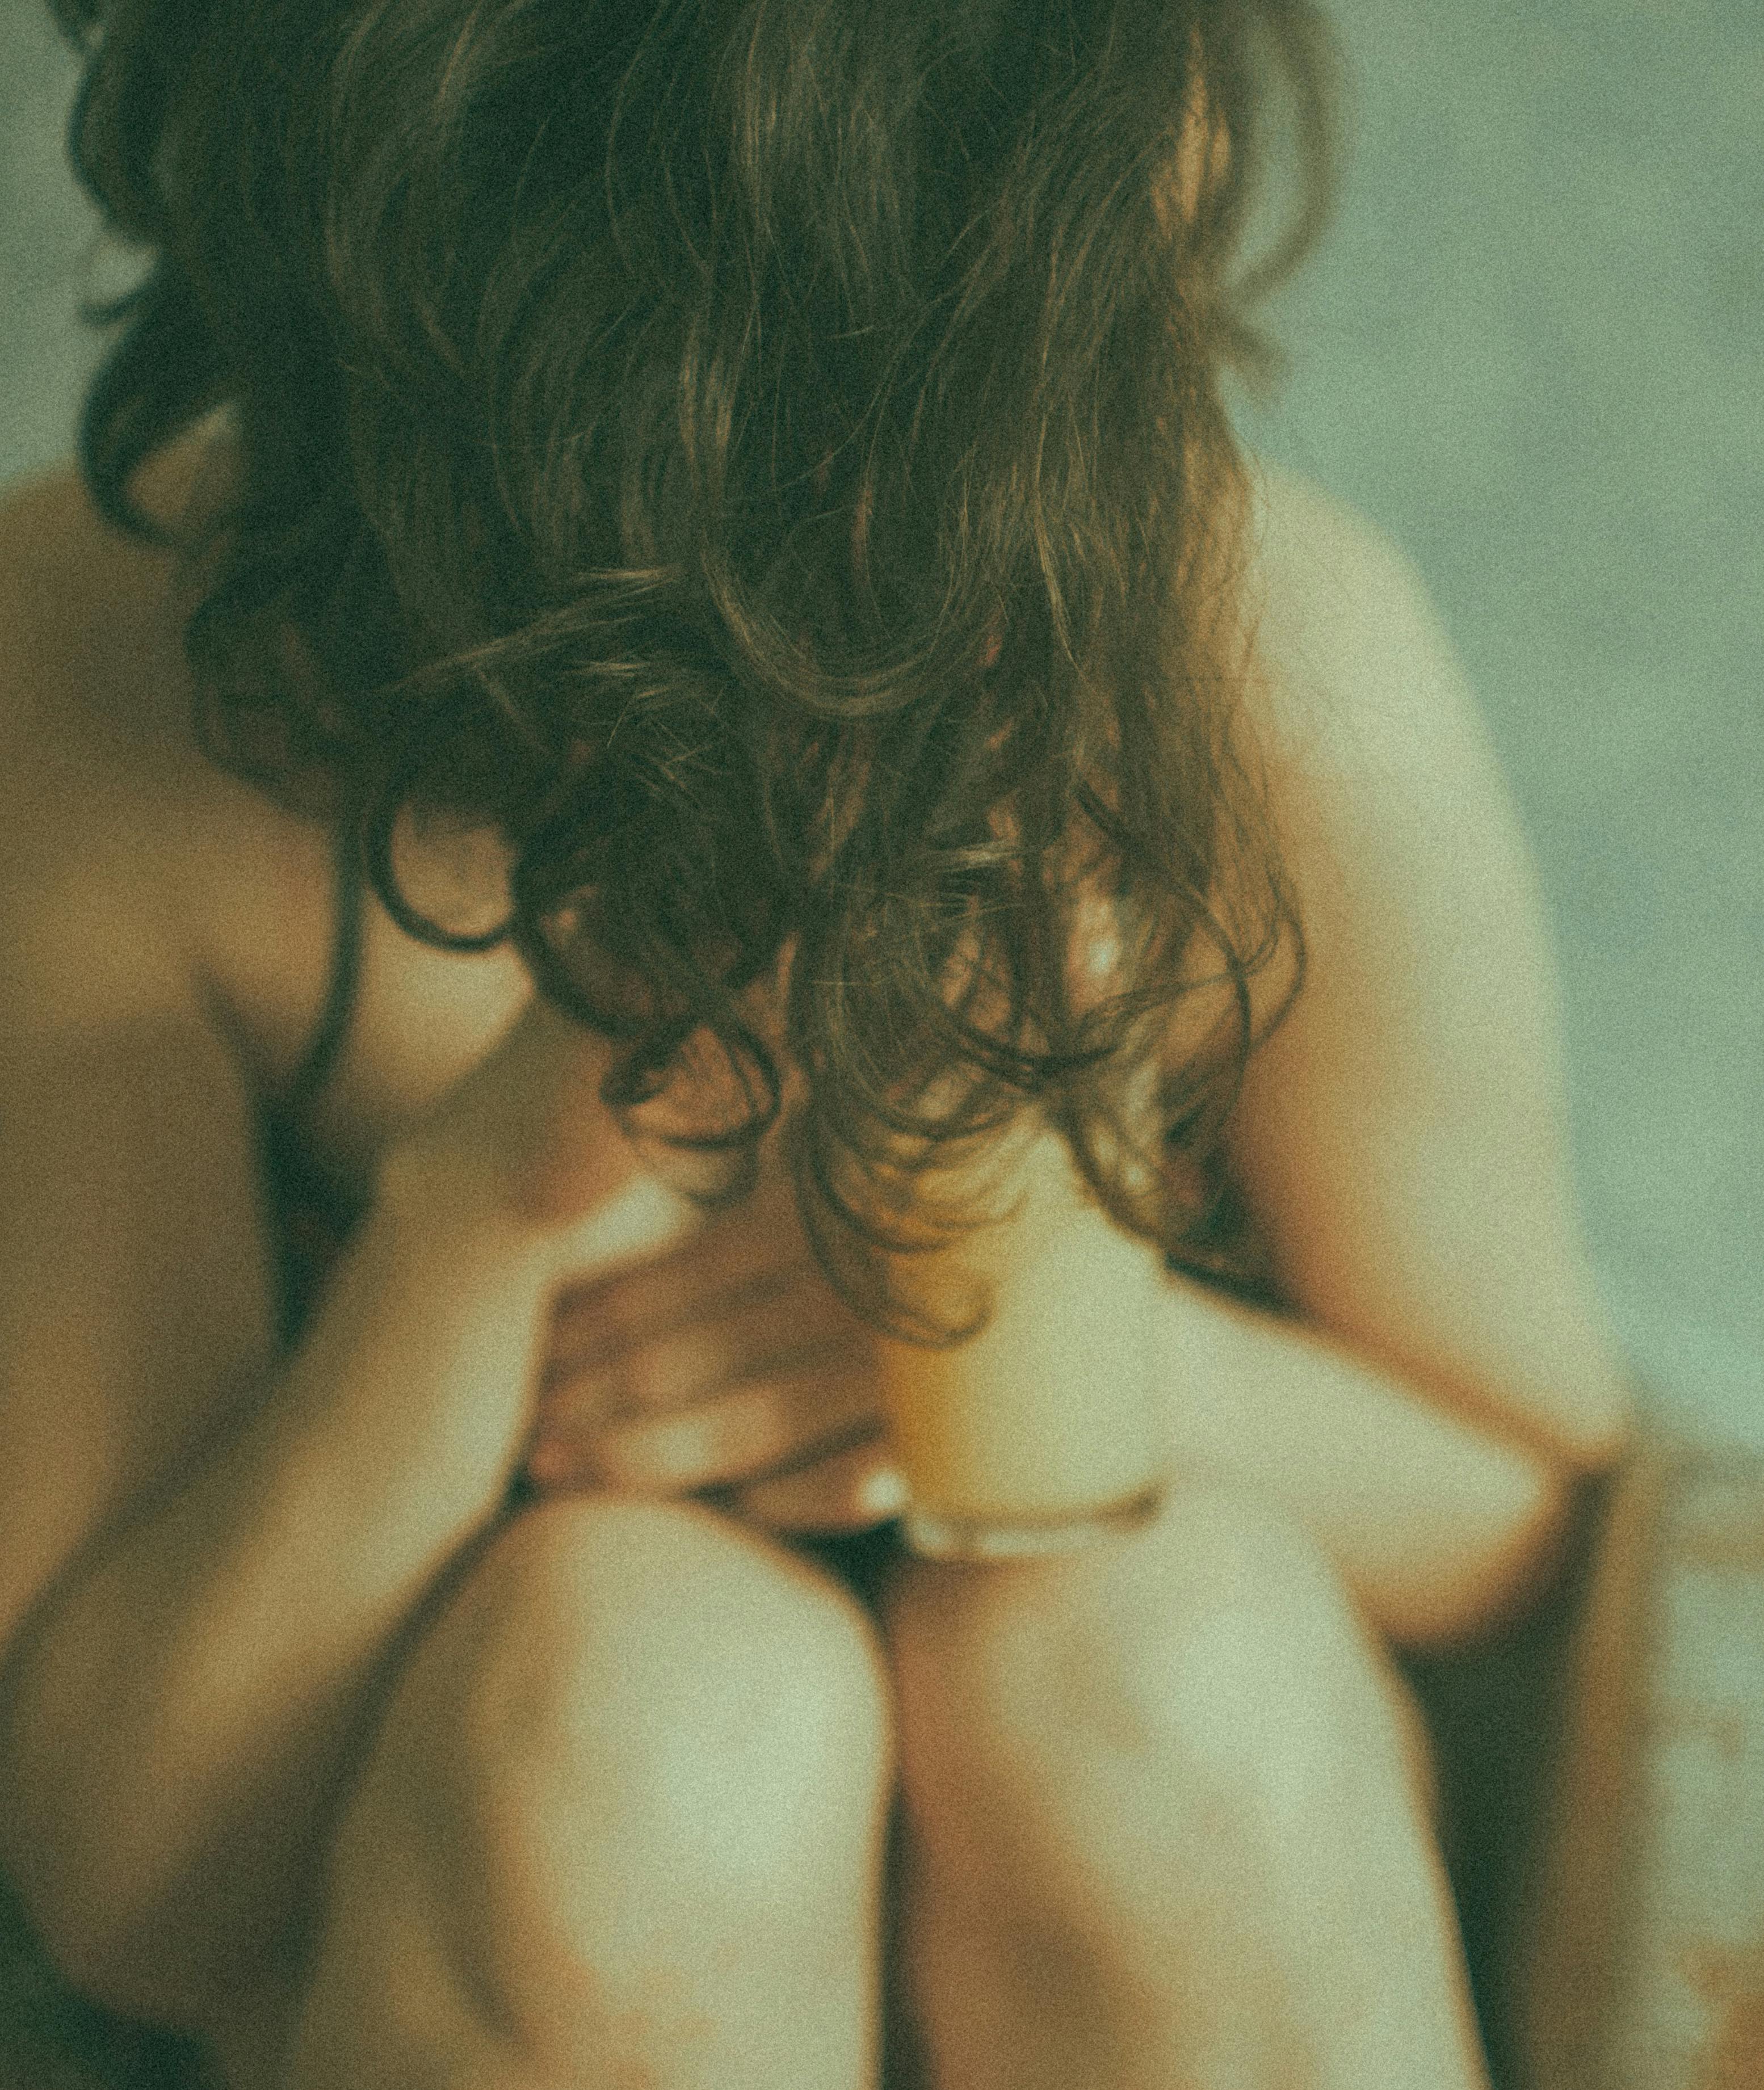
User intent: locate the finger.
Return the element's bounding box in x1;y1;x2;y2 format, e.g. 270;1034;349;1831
546;1174;814;1366
543;1256;807;1392
724;1438;910;1536
541;1283;864;1416
528;1367;883;1496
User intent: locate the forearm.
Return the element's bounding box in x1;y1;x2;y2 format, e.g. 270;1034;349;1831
1153;1269;1629;1652
0;1191;553;2025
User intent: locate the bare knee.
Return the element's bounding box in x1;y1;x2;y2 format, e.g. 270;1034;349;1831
402;1494;895;1875
884;1496;1482;2090
885;1481;1423;1847
299;1496;895;2078
1077;1485;1410;1806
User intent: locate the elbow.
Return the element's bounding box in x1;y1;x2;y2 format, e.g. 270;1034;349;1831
1395;1451;1584;1656
1561;1376;1641;1474
1516;1369;1640;1482
1519;1296;1645;1477
1436;1338;1642;1485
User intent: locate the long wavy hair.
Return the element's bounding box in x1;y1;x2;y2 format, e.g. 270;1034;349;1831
46;0;1343;1342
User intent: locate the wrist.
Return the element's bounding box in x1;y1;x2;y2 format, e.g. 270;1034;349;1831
376;1118;707;1302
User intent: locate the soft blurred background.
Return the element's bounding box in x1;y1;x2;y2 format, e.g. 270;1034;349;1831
2;0;1759;1450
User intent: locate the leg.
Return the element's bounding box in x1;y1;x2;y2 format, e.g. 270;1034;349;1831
879;1481;1489;2090
208;1494;896;2090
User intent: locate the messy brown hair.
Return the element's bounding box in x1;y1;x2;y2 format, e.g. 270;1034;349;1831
47;0;1343;1341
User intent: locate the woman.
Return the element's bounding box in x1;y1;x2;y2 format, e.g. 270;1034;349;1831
0;1;1635;2085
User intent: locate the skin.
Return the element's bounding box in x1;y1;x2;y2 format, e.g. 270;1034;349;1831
0;418;1633;2088
2;420;1618;1557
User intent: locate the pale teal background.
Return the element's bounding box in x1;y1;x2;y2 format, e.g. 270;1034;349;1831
3;0;1759;1449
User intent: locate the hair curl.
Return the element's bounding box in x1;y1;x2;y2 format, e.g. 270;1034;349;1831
47;0;1344;1342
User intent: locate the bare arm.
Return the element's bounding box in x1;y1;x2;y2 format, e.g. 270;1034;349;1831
1132;464;1638;1649
0;991;698;2033
1228;461;1635;1471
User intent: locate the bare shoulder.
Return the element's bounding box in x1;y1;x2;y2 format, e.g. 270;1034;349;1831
0;428;341;1069
0;433;536;1182
0;445;208;1033
0;423;234;774
1238;452;1447;771
1232;452;1543;995
1154;454;1448;1053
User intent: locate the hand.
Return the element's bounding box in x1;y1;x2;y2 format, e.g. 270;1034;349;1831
522;1161;909;1536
